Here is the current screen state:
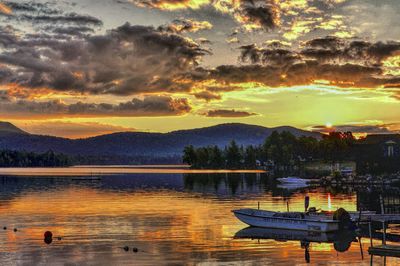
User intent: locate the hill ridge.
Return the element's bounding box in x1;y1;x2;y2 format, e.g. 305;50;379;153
0;122;321;161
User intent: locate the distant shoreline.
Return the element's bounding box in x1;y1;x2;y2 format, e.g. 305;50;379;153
0;166;266;177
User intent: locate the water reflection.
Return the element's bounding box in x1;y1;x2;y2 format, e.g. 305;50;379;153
0;171;399;265
235;227;357;263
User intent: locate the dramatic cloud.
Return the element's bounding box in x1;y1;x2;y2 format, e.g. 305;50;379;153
205;36;400;90
158;19;212;33
129;0;210;10
0;22;209;96
18;121;136;139
20;13;103;26
203;109;257;117
1;1;101;27
2;1;59;14
129;0;349;35
0;95;192;119
0;0;398;130
128;0;280;29
47;26;95;37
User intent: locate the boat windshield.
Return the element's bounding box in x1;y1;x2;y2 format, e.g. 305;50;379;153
272;212;303;219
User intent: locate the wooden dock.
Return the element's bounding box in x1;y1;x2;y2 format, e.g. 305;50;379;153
369;245;400;257
350;212;400;223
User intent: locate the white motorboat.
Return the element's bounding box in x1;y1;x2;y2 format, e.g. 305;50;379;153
277;177;310;190
277;177;309;184
232;208;339;232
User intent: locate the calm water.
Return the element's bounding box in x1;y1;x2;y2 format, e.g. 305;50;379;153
0;168;399;265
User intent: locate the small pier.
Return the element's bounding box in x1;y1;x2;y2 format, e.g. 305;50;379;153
369;245;400;258
359;194;400;261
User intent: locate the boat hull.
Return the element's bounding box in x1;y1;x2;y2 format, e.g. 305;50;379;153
233;209;339;232
234;227;332;243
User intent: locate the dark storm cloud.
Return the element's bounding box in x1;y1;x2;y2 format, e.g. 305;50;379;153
0;95;192;118
0;25;18;46
20;13;103;26
239;2;279;30
204;109;257;117
239;44;300;67
0;22;210;95
207;62;389;89
47;26;95;36
0;1;102;29
3;1;60;14
200;36;400;89
301;37;400;64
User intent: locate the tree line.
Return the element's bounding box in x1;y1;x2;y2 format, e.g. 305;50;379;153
0;150;72;167
182;131;356;169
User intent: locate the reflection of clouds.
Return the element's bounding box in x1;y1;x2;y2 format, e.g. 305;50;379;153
0;174;380;265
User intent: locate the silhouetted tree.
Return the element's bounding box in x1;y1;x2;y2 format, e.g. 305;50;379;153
226;140;242;169
244;145;257;169
183;145;197;166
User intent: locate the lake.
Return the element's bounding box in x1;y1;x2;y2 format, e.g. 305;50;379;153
0;167;399;265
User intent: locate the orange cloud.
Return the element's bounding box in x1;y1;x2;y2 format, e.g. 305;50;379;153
159;19;213;33
1;84;81;100
0;2;11;14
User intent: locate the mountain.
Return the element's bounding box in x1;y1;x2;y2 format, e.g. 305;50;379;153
0;122;321;161
0;121;27;135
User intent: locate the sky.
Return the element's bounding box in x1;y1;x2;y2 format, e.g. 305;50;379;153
0;0;399;138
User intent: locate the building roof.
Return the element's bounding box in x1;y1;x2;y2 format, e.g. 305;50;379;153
358;134;400;145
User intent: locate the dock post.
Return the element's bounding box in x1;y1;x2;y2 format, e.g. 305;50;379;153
287;201;289;212
380;195;385;214
258;201;260;210
368;221;373;247
382;221;386;245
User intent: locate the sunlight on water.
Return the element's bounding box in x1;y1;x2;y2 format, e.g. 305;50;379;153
328;193;332;211
0;170;398;265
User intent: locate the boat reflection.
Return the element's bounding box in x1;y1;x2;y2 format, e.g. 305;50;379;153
234;227;357;263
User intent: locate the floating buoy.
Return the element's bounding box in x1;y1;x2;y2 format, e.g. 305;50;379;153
123;246;129;252
44;237;52;245
3;226;6;230
13;228;17;232
57;237;62;241
44;231;53;239
132;247;138;253
44;231;53;245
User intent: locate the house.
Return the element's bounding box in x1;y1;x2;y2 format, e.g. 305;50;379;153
357;134;400;158
354;134;400;173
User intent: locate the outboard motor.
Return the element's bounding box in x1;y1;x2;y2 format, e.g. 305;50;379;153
304;196;310;212
333;208;353;229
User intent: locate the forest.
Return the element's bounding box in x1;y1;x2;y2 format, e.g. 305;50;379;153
0;150;72;167
182;131;357;170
